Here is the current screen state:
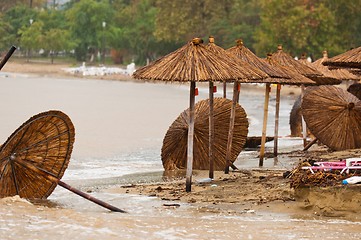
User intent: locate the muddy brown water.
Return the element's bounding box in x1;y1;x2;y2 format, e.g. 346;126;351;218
0;73;360;239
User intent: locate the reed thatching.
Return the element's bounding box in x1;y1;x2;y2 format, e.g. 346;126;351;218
312;51;360;82
298;54;342;85
301;86;361;151
161;98;248;170
265;54;316;85
323;46;361;69
133;38;267;82
347;83;361;100
271;45;332;85
226;39;292;83
244;136;274;148
0;110;75;199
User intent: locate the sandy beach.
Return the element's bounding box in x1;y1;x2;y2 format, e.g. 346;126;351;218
1;59;361;239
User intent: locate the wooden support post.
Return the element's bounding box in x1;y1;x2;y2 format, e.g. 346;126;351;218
274;84;281;157
259;83;271;166
223;82;227;98
209;81;214;179
186;81;196;192
225;81;240;174
301;85;307;147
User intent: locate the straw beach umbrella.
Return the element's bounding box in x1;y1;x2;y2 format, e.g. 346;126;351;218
312;51;360;82
301;86;361;151
0;110;125;212
323;46;361;69
162;98;248;171
227;40;313;166
133;38;266;192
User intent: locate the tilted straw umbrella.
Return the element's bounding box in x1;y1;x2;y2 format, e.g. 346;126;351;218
226;40;307;166
322;46;361;69
161;97;249;171
0;110;125;212
301;85;361;151
290;51;358;138
132;38;266;192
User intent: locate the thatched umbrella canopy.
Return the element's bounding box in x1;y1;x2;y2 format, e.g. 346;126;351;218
348;83;361;100
0;110;125;212
271;45;333;85
162;97;248;170
226;40;291;81
133;38;266;191
0;111;125;212
323;46;361;69
0;110;74;199
313;51;360;82
301;86;361;151
298;54;342;85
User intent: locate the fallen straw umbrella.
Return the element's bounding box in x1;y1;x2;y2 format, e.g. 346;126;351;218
0;110;126;213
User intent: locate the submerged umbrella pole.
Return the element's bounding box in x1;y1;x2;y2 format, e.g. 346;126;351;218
274;84;281;156
225;81;240;174
259;83;271;166
301;85;307;147
209;81;215;179
14;157;126;213
186;81;196;192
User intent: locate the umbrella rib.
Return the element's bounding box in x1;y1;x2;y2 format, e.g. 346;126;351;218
0;160;10;180
13;130;70;155
9;157;20;195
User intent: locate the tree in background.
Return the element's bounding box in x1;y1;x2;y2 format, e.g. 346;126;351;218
18;20;43;61
65;0;113;61
254;0;340;59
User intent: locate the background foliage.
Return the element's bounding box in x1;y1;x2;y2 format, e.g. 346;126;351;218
0;0;360;64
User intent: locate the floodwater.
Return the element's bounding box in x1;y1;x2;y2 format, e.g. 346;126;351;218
0;73;360;239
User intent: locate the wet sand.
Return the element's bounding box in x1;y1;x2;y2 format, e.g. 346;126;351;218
1;60;361;239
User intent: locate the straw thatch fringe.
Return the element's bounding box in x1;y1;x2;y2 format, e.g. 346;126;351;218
312;51;359;82
0;110;75;199
301;86;361;150
265;54;316;85
133;38;267;83
323;46;361;69
161;98;248;170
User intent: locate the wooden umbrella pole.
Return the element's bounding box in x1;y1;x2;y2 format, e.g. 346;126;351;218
223;82;227;98
225;81;239;174
209;81;214;179
57;181;126;212
0;46;16;70
303;138;317;151
301;85;307;147
186;81;196;192
259;83;271;166
274;84;281;157
14;158;126;213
